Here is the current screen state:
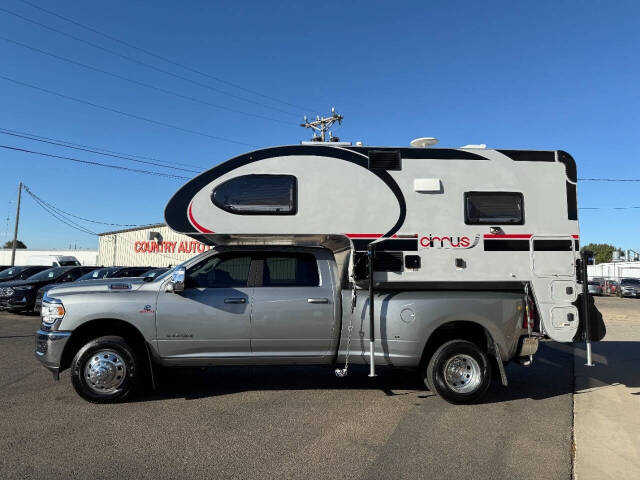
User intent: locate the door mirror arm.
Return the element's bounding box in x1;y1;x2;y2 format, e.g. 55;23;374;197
166;267;186;293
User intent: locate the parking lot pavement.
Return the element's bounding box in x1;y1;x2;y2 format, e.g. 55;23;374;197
0;310;573;480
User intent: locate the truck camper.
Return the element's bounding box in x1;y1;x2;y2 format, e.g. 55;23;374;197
35;138;605;404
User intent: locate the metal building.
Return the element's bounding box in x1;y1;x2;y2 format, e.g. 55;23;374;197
98;224;211;267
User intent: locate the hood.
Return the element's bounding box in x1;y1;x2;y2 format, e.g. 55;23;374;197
45;278;147;297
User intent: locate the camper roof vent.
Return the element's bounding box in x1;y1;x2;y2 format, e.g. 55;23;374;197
461;144;487;149
410;137;438;148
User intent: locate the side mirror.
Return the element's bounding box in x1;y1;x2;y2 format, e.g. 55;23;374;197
166;267;185;293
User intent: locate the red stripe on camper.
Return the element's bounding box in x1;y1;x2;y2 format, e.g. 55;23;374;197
483;234;532;239
188;203;214;234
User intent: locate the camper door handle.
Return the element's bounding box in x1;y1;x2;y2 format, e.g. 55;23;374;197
307;298;329;304
224;298;246;304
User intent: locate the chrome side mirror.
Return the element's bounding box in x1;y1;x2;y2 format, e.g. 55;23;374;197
166;267;185;293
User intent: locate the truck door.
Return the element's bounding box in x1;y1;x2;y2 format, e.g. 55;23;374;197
155;253;253;359
250;252;335;360
530;235;579;342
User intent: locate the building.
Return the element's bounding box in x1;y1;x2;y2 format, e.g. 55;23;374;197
588;261;640;280
0;249;98;266
98;224;210;267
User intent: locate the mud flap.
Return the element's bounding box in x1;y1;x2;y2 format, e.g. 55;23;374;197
573;294;606;342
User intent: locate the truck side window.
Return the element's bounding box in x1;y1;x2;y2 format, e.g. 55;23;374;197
464;192;524;225
262;254;319;287
211;174;297;215
186;254;251;288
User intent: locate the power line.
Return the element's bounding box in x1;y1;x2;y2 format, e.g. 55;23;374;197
23;185;183;263
22;185;149;228
0;74;258;148
0;35;297;127
0;144;190;180
17;0;318;114
0;5;300;117
0;126;203;170
0;128;201;174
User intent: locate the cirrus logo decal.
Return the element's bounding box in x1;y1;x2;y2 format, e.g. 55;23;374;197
419;234;480;249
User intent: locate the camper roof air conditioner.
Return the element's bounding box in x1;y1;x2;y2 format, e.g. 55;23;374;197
410;137;438;148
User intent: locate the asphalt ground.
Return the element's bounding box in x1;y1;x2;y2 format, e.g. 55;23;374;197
0;309;578;480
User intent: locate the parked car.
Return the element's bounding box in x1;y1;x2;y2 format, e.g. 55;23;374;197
140;267;169;280
606;280;619;295
35;266;153;313
0;266;50;283
618;278;640;298
587;280;604;296
0;266;96;313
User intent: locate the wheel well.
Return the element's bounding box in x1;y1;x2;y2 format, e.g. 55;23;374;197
60;319;149;372
420;321;491;369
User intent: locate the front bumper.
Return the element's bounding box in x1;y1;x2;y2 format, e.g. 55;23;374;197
621;289;640;298
0;296;29;310
35;330;72;380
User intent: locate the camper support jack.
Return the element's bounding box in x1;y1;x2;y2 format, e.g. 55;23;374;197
368;244;377;378
581;250;594;367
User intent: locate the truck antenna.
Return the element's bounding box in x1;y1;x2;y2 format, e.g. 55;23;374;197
300;107;343;142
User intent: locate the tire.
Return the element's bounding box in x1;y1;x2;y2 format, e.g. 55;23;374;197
422;340;492;404
71;335;140;403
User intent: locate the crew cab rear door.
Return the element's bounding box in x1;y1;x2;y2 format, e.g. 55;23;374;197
250;251;336;361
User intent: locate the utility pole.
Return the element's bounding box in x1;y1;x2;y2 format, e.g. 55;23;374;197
10;182;22;266
300;107;343;142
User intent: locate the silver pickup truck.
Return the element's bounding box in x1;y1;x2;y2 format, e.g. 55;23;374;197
35;246;533;404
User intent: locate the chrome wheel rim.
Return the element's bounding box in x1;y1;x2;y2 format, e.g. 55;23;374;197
84;349;127;394
443;353;481;394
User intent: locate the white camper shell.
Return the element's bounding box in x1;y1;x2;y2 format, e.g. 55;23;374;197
165;144;581;343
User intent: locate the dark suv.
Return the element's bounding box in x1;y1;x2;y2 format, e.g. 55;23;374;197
0;266;50;283
0;266;97;313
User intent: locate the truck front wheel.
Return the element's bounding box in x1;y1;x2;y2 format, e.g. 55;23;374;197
423;340;492;404
71;336;139;403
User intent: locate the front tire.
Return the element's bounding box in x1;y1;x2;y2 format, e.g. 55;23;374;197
423;340;492;404
71;336;140;403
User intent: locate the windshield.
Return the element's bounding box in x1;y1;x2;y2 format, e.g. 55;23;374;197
59;260;80;266
154;266;177;282
26;267;68;282
0;267;27;279
76;268;116;281
142;268;167;278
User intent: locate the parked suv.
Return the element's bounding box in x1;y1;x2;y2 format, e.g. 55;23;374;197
0;266;96;313
587;280;604;296
618;278;640;298
0;266;50;283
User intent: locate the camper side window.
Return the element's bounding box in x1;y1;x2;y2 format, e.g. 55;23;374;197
464;192;524;225
211;174;297;215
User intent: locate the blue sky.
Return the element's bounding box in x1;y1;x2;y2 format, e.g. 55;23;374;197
0;0;638;251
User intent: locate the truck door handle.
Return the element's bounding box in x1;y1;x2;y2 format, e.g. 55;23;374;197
307;298;329;304
224;298;246;304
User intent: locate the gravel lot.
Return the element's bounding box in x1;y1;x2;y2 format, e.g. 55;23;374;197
0;308;579;480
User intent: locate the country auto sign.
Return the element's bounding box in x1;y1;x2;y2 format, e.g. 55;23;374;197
134;241;211;254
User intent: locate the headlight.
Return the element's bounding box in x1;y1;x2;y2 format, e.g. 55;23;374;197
41;294;65;325
3;287;14;296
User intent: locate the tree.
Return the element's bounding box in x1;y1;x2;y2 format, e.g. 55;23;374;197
581;243;620;264
2;240;27;249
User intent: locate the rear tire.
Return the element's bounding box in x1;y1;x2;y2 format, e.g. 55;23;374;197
71;335;140;403
422;340;492;404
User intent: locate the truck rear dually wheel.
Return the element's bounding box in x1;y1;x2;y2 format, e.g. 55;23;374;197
71;336;139;403
423;340;492;404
